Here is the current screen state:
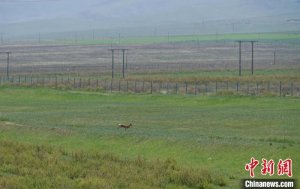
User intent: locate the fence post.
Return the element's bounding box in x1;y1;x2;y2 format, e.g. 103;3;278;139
88;78;90;87
73;78;76;88
110;79;113;92
96;79;99;88
236;82;239;94
142;81;145;93
119;80;121;92
194;82;197;95
256;82;259;95
79;78;82;88
134;81;137;93
150;81;153;94
291;82;293;96
185;82;188;94
267;82;270;93
279;81;282;96
215;81;218;94
18;76;21;85
247;82;249;95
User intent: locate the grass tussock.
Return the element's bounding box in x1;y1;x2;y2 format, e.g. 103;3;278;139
0;117;9;122
0;140;226;189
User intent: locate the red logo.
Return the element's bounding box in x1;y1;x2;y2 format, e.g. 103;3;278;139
245;158;292;177
245;157;259;178
277;159;292;177
261;159;275;176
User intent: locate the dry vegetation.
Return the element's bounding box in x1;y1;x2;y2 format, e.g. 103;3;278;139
0;140;225;189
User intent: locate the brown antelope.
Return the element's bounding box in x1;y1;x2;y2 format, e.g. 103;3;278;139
118;123;132;130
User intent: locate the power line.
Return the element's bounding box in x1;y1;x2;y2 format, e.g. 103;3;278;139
236;40;258;76
109;48;129;79
0;52;11;79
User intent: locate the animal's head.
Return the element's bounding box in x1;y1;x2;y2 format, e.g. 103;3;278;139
129;123;133;127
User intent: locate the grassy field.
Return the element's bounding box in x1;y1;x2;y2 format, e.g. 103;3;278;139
57;32;300;45
0;86;299;188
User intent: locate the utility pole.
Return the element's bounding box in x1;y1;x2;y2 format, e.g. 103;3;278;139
109;48;128;79
122;49;125;78
251;41;254;75
7;52;10;79
0;52;10;79
111;49;114;78
273;51;276;65
236;40;257;76
250;40;257;75
126;56;128;70
238;40;242;76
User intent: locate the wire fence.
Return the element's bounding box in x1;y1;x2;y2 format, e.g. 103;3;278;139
1;75;299;97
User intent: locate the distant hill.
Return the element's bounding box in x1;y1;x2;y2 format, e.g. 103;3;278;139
1;0;300;40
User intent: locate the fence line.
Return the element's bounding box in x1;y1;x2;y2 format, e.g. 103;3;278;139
0;75;299;96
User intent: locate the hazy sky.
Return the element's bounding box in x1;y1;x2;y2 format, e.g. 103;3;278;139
1;0;299;24
1;0;299;36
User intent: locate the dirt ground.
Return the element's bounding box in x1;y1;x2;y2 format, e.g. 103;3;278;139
0;41;299;76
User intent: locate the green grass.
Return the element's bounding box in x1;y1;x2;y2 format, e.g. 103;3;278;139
0;86;299;188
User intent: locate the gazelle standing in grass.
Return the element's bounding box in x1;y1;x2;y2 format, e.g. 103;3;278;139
118;123;133;130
